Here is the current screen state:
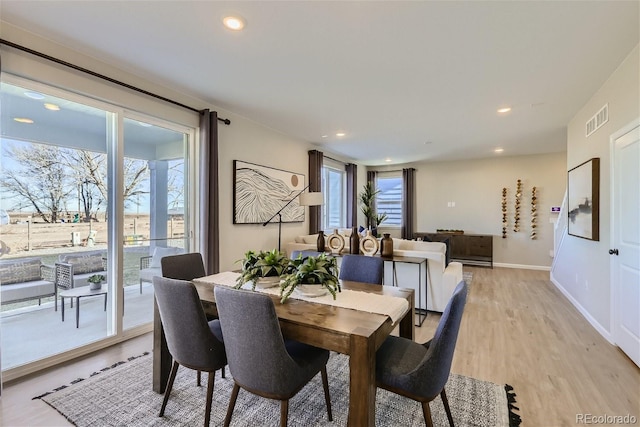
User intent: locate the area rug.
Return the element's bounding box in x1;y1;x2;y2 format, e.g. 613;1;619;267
37;352;520;426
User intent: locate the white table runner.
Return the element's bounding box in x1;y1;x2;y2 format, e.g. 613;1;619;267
195;272;409;324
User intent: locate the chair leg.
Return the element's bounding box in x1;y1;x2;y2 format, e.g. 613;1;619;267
139;280;142;294
441;388;455;427
204;371;215;427
320;367;333;421
280;400;289;427
197;370;201;386
421;401;434;427
221;366;226;378
224;383;240;427
159;361;179;417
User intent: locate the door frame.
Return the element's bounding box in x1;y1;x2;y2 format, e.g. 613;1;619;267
609;117;640;349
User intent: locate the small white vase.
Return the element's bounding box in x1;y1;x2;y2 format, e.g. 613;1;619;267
255;276;280;289
89;281;103;291
294;284;328;297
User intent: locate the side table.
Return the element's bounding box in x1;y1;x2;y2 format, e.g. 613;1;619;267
59;285;108;328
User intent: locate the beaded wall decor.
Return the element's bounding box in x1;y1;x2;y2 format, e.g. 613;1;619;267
501;187;508;238
514;179;522;232
531;186;538;239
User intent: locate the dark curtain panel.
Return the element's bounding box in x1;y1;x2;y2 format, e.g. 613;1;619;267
345;163;357;228
367;170;376;187
199;110;220;274
308;150;323;234
402;168;416;240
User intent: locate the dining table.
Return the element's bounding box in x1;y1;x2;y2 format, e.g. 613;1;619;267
152;274;415;427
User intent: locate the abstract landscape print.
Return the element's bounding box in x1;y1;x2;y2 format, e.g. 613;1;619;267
567;158;600;241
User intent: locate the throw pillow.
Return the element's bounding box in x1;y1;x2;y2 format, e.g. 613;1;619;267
150;247;180;268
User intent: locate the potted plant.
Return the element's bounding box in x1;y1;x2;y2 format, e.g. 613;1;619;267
87;274;106;290
359;182;387;234
279;253;339;303
235;249;290;290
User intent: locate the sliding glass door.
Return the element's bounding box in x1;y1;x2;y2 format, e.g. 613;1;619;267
0;76;195;377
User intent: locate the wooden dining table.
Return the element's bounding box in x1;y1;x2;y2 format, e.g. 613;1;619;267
152;277;415;426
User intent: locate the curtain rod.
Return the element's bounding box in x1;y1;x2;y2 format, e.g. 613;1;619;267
0;38;230;125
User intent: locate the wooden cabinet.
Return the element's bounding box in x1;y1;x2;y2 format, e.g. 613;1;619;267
414;232;493;268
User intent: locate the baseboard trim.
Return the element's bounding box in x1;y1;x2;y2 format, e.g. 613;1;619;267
492;262;550;271
550;272;614;344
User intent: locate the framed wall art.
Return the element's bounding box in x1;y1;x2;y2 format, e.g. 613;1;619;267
567;158;600;241
233;160;306;224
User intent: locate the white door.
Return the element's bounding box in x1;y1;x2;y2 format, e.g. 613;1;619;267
611;121;640;367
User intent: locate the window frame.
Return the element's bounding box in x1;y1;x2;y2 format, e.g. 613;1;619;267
321;159;347;231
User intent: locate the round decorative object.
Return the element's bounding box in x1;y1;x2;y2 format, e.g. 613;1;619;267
359;230;379;256
327;229;346;254
89;281;103;291
294;284;328;298
255;276;280;289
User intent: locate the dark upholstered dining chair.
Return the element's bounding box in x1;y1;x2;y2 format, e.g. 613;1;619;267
153;277;227;426
161;252;206;281
339;254;384;285
375;281;468;427
160;252;222;384
214;286;333;427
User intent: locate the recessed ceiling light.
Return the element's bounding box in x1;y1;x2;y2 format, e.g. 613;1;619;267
14;117;34;124
494;148;504;153
335;132;346;137
44;103;60;111
223;16;245;31
385;158;392;162
24;91;45;100
321;135;328;138
497;107;512;114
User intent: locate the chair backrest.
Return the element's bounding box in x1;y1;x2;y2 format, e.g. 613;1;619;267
161;252;206;281
214;286;302;395
338;254;384;285
153;276;226;371
414;280;468;398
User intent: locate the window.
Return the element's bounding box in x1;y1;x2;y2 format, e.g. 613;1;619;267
321;160;346;231
376;172;403;227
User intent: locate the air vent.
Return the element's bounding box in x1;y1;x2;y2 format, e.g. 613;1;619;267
586;103;609;137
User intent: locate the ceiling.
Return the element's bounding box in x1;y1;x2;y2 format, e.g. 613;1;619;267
1;1;638;165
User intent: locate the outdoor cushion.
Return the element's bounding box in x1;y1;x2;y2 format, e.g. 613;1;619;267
1;279;54;303
149;247;181;268
63;255;104;274
0;258;42;285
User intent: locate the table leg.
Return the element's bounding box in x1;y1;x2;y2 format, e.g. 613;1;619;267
104;294;107;311
400;292;415;341
348;334;376;427
61;297;65;322
75;297;80;328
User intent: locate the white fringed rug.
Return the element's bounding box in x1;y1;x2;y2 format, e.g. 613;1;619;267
38;352;520;426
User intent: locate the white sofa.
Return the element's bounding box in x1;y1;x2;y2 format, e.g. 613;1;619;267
385;239;463;313
286;234;463;313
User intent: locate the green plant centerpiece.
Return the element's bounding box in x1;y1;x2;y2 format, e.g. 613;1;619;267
359;182;387;232
87;274;106;290
235;249;290;290
280;253;339;303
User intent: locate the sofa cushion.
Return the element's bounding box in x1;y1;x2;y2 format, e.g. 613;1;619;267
64;254;104;274
0;258;42;285
1;279;55;302
149;246;182;268
302;235;319;245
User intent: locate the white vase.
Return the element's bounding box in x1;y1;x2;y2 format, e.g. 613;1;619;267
359;230;379;256
294;284;328;297
255;276;280;289
89;281;103;291
327;229;345;254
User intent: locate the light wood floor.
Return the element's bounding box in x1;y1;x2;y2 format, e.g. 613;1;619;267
1;267;638;426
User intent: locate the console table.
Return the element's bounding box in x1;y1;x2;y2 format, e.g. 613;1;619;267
414;232;493;268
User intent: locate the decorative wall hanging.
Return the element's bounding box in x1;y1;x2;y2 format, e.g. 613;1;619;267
233;160;305;224
568;158;600;241
501;187;508;238
513;179;522;232
531;186;538;239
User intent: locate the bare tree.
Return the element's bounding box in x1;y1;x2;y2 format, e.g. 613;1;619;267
0;144;73;222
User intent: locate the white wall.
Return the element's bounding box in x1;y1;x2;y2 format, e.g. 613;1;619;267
373;152;567;268
552;44;639;336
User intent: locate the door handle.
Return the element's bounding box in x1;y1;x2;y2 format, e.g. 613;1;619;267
609;249;619;255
